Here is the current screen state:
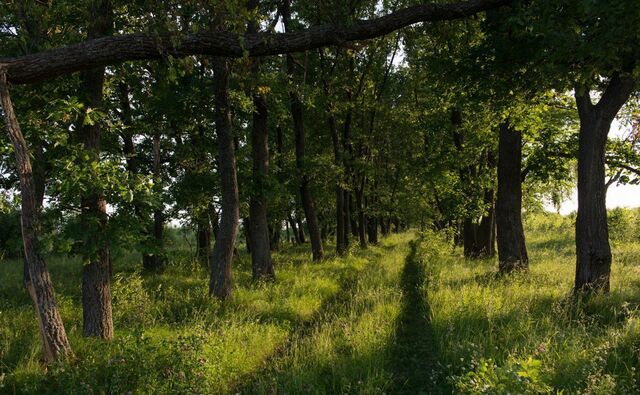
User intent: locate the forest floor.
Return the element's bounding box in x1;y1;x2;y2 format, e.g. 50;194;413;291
1;212;640;394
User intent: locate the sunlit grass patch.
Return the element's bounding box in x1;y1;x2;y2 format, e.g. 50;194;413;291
421;213;640;394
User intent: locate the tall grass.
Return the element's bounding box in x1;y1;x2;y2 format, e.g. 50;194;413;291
1;209;639;394
422;210;640;394
0;231;413;394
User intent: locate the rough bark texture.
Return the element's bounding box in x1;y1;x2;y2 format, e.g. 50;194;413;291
496;121;528;273
283;2;324;261
2;0;511;85
0;72;72;362
247;1;275;280
574;75;635;293
209;58;238;300
79;0;113;339
249;90;275;280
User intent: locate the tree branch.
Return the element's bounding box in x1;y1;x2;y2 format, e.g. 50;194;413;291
0;0;511;85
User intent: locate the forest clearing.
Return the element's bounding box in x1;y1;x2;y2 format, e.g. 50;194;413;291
1;0;640;394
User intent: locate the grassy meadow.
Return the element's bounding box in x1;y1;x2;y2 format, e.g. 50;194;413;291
1;210;639;394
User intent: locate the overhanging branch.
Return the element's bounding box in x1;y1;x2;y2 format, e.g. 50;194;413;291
0;0;511;85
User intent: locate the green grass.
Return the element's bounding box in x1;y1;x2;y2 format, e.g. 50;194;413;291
0;233;413;394
1;211;640;394
423;211;640;394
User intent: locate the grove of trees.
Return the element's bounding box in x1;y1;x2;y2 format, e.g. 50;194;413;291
1;0;639;365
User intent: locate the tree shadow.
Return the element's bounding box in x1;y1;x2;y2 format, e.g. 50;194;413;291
387;240;450;394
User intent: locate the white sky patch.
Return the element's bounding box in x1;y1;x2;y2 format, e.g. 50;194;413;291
552;119;640;214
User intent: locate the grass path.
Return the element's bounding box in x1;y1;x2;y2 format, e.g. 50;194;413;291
230;254;371;393
387;239;445;394
235;233;446;394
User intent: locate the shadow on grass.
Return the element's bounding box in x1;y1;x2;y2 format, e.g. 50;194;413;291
230;257;371;393
387;240;449;394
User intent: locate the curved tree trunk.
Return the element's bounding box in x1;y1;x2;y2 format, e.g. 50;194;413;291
496;121;528;273
209;58;239;300
283;2;323;261
0;74;72;362
289;89;323;260
574;75;634;293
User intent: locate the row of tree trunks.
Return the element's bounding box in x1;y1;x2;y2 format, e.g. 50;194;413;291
78;0;113;340
0;72;72;362
209;58;238;300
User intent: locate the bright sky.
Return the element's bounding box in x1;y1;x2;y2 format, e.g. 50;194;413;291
554;120;640;215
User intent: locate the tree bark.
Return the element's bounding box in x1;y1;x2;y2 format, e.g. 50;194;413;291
3;0;512;85
283;3;324;261
496;120;528;273
0;72;72;362
249;87;276;278
197;221;212;266
355;177;367;248
328;112;347;254
574;75;635;293
288;214;301;244
209;58;238;300
143;132;165;271
296;211;307;244
79;0;113;339
476;188;496;257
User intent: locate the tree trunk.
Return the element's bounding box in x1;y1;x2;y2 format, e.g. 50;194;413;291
283;3;323;261
143;132;165;271
574;75;634;292
246;0;274;280
0;73;72;362
380;217;388;236
329;113;347;254
78;0;113;339
209;58;238;300
269;222;281;251
463;219;478;258
367;216;379;244
248;75;275;280
496;121;528;273
476;189;496;257
355;178;367;248
289;81;323;261
295;212;306;244
347;195;357;238
343;190;351;246
196;220;212;267
118;82;161;270
288;214;301;244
